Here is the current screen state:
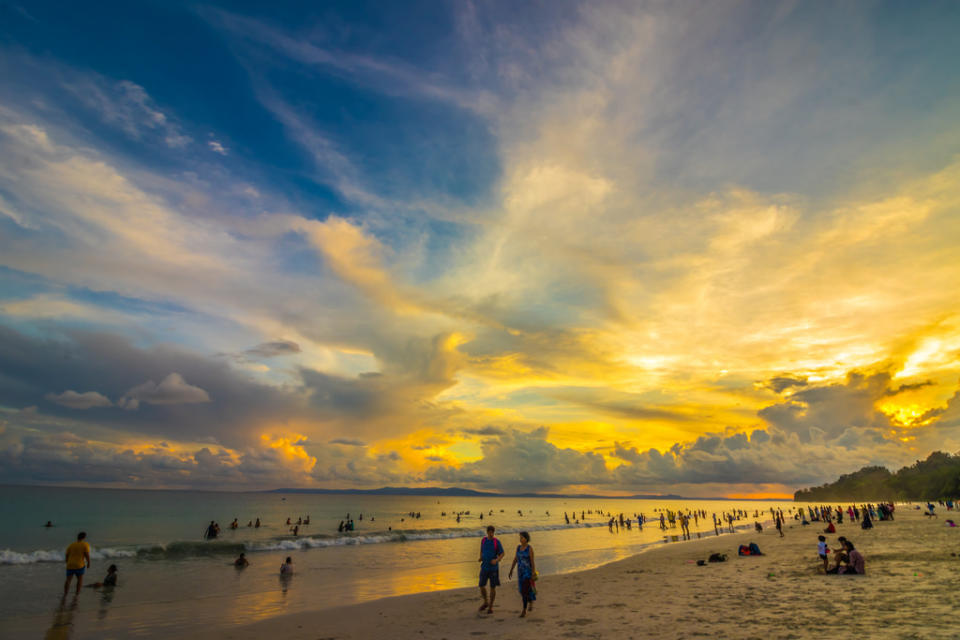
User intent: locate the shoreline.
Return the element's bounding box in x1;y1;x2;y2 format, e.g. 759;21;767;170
181;507;960;640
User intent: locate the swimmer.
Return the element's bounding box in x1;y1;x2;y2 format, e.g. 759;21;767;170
87;564;118;588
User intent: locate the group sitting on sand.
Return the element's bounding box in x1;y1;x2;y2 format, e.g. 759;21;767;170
818;535;866;574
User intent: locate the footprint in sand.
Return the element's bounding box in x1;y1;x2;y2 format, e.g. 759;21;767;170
560;618;596;627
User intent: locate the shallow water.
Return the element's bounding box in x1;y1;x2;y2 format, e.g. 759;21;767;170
0;485;792;638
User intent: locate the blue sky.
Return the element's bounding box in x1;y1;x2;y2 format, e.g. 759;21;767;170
1;1;959;494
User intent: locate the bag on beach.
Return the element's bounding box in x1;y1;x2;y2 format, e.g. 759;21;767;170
708;553;727;563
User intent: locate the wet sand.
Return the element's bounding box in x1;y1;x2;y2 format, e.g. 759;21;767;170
189;507;960;639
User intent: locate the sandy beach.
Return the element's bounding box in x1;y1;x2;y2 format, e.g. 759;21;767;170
189;507;960;640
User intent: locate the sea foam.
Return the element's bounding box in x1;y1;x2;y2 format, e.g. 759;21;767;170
0;520;611;563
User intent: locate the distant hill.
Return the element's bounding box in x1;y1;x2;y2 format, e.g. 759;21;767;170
794;451;960;501
269;487;499;497
266;486;690;500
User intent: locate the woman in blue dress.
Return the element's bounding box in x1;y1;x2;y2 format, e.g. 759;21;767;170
508;531;537;617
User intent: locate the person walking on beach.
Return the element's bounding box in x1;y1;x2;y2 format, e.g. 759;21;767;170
64;532;91;595
478;525;505;615
508;531;537;617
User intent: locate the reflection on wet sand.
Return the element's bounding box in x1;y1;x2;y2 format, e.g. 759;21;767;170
279;573;292;596
45;595;77;640
98;586;117;620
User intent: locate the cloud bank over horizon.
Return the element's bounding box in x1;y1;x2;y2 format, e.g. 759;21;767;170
1;0;960;496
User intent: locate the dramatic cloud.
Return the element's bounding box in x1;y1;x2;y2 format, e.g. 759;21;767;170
45;390;112;410
1;2;959;494
329;438;366;447
461;426;506;437
764;375;809;394
426;427;610;492
759;371;894;442
244;340;302;358
119;373;211;410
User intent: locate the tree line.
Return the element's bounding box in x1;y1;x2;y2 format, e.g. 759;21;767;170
794;451;960;501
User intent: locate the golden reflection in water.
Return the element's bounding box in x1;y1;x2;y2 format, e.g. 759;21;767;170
210;566;297;627
358;561;471;601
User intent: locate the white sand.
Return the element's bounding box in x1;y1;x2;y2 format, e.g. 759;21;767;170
187;507;960;639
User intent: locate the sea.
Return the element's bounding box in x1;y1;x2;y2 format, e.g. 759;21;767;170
0;485;793;638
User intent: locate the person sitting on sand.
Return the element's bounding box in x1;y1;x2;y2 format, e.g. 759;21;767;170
87;564;118;588
826;549;849;574
234;553;249;568
824;521;836;534
280;557;293;575
508;531;537;617
840;541;865;574
478;525;505;615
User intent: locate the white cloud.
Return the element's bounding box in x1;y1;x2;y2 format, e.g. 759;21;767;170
45;390;112;410
208;139;228;155
0;294;129;323
119;373;211;410
66;77;191;148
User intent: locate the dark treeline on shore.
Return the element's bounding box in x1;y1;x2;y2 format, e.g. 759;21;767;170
795;451;960;501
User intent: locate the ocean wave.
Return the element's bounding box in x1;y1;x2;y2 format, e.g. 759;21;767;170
0;547;138;565
243;520;610;551
2;518;755;564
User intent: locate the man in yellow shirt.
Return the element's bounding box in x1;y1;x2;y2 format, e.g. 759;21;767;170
64;531;91;595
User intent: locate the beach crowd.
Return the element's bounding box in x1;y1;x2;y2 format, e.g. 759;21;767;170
48;497;960;622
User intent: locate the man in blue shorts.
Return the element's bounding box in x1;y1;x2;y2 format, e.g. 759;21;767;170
478;525;504;614
64;531;91;595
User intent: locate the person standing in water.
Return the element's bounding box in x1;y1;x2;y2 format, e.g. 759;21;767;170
477;525;504;615
508;531;537;617
64;532;91;595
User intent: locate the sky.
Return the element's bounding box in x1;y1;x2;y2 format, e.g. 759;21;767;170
1;1;959;497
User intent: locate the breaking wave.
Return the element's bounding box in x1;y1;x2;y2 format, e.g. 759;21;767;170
1;520;614;564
